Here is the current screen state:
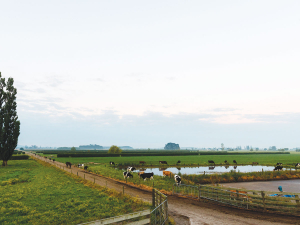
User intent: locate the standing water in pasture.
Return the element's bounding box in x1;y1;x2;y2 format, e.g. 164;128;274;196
121;165;293;176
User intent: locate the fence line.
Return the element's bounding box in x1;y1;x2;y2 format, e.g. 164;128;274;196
173;183;300;216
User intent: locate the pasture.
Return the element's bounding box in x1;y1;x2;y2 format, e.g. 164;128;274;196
53;153;300;167
0;159;149;225
52;153;300;193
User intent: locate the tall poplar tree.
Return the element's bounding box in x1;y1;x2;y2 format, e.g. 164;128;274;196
0;72;20;166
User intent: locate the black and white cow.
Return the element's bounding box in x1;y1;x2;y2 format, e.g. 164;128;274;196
123;171;133;179
274;166;283;171
174;175;181;186
276;162;283;166
110;161;115;165
127;167;136;172
140;172;154;181
78;164;84;168
208;160;215;165
159;161;168;164
295;163;300;167
84;166;88;171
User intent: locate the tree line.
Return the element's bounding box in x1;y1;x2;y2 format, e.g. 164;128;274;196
0;72;20;166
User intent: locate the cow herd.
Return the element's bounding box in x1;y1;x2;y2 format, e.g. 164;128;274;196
65;162;88;171
117;163;182;186
273;162;300;171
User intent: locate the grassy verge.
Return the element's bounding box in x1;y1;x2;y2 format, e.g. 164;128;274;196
0;159;149;225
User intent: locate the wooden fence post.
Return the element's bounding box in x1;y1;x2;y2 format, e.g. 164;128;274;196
261;191;266;212
295;195;299;208
152;189;155;207
77;172;78;176
84;174;85;179
198;185;201;200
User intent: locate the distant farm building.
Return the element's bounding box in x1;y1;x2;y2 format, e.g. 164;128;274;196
164;142;180;150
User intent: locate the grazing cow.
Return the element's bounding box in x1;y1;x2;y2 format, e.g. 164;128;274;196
78;164;84;168
110;161;115;165
233;160;237;164
295;163;300;167
163;171;173;177
159;161;168;164
140;172;154;181
277;162;283;166
53;159;55;162
177;160;181;164
127;167;136;172
274;166;283;171
139;161;146;165
208;160;215;165
138;171;145;177
174;175;181;186
252;162;259;165
224;160;227;163
123;171;133;179
66;162;72;168
84;166;88;171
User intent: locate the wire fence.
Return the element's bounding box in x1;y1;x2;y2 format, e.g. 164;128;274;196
173;183;300;215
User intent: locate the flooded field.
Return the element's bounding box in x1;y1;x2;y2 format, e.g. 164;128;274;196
121;165;293;176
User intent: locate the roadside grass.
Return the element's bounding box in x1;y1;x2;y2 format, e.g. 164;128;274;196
0;159;149;225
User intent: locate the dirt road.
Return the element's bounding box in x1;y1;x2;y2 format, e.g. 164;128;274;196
30;154;300;225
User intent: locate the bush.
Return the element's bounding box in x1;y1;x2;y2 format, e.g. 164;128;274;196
108;145;122;154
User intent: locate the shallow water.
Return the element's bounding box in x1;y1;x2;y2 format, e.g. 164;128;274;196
121;165;293;176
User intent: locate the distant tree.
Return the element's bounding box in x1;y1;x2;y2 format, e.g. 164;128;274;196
70;147;76;152
108;145;122;154
20;147;24;150
0;73;21;166
221;143;225;151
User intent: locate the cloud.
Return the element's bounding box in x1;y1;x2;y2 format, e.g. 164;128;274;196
17;109;300;148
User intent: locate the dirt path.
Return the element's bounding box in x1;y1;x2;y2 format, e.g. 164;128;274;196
29;154;300;225
221;180;300;193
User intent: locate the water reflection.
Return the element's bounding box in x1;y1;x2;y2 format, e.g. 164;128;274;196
209;166;215;170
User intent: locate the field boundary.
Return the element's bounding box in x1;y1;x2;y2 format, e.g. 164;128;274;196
173;183;300;216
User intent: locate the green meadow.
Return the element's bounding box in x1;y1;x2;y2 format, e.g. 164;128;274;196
0;159;149;225
53;152;300;167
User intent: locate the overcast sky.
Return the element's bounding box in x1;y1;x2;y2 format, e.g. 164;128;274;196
1;1;300;148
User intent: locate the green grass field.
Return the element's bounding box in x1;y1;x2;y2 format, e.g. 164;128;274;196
54;153;300;167
52;153;300;193
0;159;149;225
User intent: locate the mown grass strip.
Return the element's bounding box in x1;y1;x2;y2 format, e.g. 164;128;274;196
0;159;149;225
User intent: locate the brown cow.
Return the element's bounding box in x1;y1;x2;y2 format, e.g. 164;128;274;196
163;171;173;177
